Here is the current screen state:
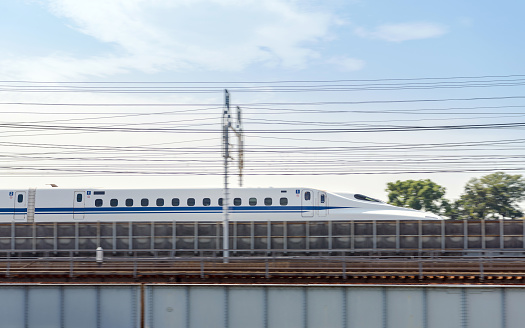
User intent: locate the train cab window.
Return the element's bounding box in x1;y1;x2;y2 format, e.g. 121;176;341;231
126;199;133;207
110;199;118;207
156;198;164;206
304;192;311;201
172;198;180;206
249;197;257;206
280;197;288;206
320;194;326;204
264;197;272;206
76;194;82;203
187;198;195;206
95;199;103;207
354;194;381;202
233;198;241;206
141;198;149;206
218;198;223;206
203;198;211;206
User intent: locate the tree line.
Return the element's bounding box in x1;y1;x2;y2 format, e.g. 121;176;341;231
385;172;525;220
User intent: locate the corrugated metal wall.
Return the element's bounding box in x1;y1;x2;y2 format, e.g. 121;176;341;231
1;284;525;328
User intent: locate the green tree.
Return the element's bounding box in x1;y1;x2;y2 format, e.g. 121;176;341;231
455;172;525;219
386;179;447;214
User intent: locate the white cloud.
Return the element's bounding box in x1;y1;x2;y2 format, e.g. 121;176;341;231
0;0;337;80
355;22;448;42
328;56;365;71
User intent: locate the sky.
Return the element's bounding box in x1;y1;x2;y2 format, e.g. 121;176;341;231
0;0;524;203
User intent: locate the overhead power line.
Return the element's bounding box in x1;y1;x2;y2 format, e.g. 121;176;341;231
0;121;525;134
0;75;523;178
3;95;525;107
2;73;525;84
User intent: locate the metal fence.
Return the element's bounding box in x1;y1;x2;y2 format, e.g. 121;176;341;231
1;220;524;256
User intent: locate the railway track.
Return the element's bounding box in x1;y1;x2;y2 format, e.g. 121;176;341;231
1;256;525;284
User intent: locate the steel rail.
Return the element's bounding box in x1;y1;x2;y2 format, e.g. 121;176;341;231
2;255;525;281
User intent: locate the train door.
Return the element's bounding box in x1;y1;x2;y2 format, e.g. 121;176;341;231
73;191;85;220
301;189;314;217
318;191;327;217
13;191;27;221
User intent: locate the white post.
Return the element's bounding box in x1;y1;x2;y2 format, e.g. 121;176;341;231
96;246;103;264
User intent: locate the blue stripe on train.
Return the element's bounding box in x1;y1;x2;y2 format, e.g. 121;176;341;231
35;205;351;215
0;208;28;215
0;206;351;216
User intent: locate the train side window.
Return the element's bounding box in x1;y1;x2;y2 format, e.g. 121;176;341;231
249;197;257;206
126;199;133;207
280;197;288;206
218;198;223;206
76;194;82;203
304;191;311;201
110;199;118;207
203;198;211;206
264;198;272;206
234;198;241;206
156;198;164;206
172;198;180;206
320;194;325;203
95;199;103;207
141;198;149;206
187;198;195;206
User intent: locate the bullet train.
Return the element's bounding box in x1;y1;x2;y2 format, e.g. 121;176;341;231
2;187;442;222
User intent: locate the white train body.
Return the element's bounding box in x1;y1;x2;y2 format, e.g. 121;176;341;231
2;187;441;222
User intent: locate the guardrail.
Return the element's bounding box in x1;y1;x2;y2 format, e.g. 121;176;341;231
2;251;525;282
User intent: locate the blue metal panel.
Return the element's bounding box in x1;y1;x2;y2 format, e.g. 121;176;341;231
228;287;266;328
346;287;384;328
146;286;188;328
306;288;344;328
267;287;305;328
63;287;98;328
467;288;502;328
188;286;227;328
0;287;26;328
387;288;424;328
506;289;525;328
99;287;139;328
0;285;138;328
27;287;61;328
4;284;525;328
427;288;462;328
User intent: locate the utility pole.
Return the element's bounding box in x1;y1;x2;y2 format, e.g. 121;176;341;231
236;106;244;187
222;90;243;262
222;90;230;262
